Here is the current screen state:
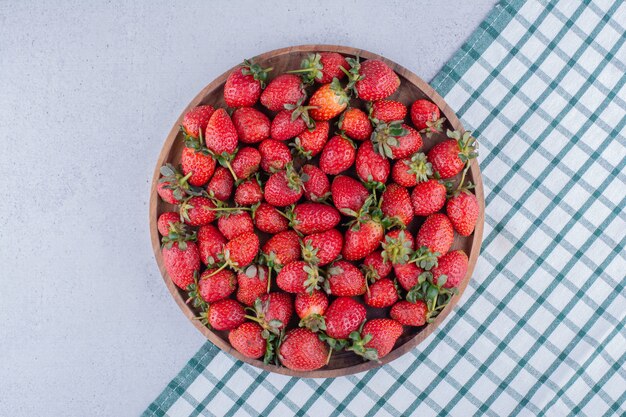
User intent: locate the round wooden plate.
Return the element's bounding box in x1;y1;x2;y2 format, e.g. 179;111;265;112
150;45;484;378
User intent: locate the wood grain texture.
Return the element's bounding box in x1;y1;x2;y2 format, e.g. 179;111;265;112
149;45;484;378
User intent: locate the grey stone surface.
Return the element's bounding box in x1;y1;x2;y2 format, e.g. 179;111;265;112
0;1;497;415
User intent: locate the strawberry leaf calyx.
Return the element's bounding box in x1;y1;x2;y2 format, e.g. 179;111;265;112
406;152;433;183
381;230;413;265
408;246;439;270
371;121;409;159
286;53;324;85
299;313;326;333
241;59;273;88
346;327;379;363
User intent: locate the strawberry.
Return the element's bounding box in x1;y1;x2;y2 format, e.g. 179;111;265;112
162;241;200;290
394;262;422;291
447;190;479;236
197;224;226;265
217;210;254;240
236;265;269;306
279;328;329;371
416;213;454;255
229;322;266;359
295;290;328;332
355;140;390;185
309;80;349;121
349;318;402;360
182;105;215;138
181;147;216;187
157;164;198;205
364;278;398;308
410;179;446;216
410;99;444;133
199;268;236;302
391;152;432;187
380;183;414;226
352;59;400;101
319;135;356;175
253;202;289;234
381;229;414;266
179;196;217;227
223;60;272;108
326;260;366;296
231;147;260;179
264;165;303;207
390;300;428;326
331;175;369;215
157;212;181;236
362;250;392;282
262;230;301;269
232;107;270;144
276;261;314;294
301;164;330;202
288;203;341;235
270;108;308;141
204;108;238;155
234;177;263;206
302;229;343;266
342;217;384;261
208;298;245;331
339;108;372;141
427;130;478;179
259;139;292;172
223;231;260;268
260;74;305;112
256;292;294;331
206;167;234;201
324;297;367;339
369;100;407;123
291;120;329;159
371;122;422;160
431;250;468;288
289;52;348;84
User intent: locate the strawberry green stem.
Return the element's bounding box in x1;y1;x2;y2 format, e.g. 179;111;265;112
180;171;193;184
223;161;239;182
203;262;229;278
455;163;471;192
326;347;333;365
266;268;272;293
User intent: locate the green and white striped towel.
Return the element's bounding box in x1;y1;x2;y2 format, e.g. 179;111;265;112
144;0;626;415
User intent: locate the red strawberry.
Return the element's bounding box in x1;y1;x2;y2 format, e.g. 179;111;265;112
206;167;234;201
392;152;432;187
302;229;343;266
232;107;270;144
331;175;369;215
199;268;236;303
381;183;414;226
364;278;398;308
162;241;200;290
231;147;260;179
236;265;269;306
381;229;414;266
362;250;392;282
416;213;454;255
264;166;303;207
157;164;194;204
309;80;349;121
370;100;407;123
291;120;329;159
197;225;226;265
431;250;468;288
223;60;271;108
319;135;356;175
223;231;259;268
342;217;384;261
295;290;328;331
182;105;216;138
355;140;390;184
288;203;341;235
447;191;479;236
181;147;216;187
271;109;308;141
262;230;301;268
371;122;422;160
217;211;254;240
353;59;400;101
394;262;423;291
157;212;181;236
179;196;217;227
234;178;263;206
208;298;245;331
411;179;446;216
260;74;304;112
351;318;403;360
326;260;366;297
390;300;428;326
276;261;310;293
301;164;330;202
259;139;292;172
204;108;238;155
428;130;478;179
157;181;181;205
289;52;348;84
253;202;289;234
229;322;266;359
339;108;372;141
324;297;367;339
258;292;293;330
410;99;443;132
279;328;329;371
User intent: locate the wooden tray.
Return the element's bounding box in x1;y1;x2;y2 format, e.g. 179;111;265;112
149;45;484;378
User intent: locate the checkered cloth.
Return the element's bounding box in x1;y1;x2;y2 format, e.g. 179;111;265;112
144;0;626;415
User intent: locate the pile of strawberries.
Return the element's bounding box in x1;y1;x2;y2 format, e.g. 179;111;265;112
156;52;479;372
